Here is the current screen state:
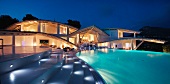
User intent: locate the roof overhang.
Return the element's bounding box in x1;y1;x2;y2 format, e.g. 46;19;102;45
6;20;78;31
68;26;109;37
102;28;140;34
99;37;166;44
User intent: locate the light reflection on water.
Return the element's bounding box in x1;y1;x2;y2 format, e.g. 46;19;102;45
97;69;119;84
147;54;163;57
77;49;170;84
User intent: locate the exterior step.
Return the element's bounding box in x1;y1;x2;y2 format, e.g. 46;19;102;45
0;58;62;84
47;64;74;84
83;64;95;84
68;61;84;84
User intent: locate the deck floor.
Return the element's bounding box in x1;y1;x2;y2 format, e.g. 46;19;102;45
0;46;51;62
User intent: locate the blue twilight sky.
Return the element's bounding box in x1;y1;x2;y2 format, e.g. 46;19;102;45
0;0;170;30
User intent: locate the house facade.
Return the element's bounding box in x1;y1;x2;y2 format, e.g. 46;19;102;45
0;20;165;50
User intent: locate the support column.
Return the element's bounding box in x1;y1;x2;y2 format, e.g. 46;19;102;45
131;40;133;50
21;24;23;31
78;33;80;44
67;26;69;41
56;24;58;34
12;34;15;55
67;26;69;35
134;33;136;38
12;35;15;46
42;23;45;33
38;22;41;32
33;35;36;53
33;35;36;46
96;33;99;42
110;42;112;48
57;24;60;34
67;37;69;41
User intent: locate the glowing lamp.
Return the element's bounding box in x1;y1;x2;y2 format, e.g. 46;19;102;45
10;64;13;68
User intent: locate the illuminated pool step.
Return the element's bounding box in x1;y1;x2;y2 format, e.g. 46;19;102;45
0;58;62;84
83;65;95;84
68;61;84;84
46;64;74;84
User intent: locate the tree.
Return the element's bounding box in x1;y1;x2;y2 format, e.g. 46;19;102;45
67;19;81;29
22;14;38;21
0;15;19;30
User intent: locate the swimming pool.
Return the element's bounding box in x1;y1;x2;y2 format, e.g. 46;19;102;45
76;49;170;84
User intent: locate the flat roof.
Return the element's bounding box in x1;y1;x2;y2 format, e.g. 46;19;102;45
102;28;140;34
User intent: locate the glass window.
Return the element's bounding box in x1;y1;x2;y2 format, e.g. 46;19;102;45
60;25;67;34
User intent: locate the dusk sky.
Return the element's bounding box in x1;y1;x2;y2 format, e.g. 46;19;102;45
0;0;170;30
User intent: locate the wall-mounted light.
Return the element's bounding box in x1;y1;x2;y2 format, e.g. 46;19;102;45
62;65;72;69
82;65;87;68
41;79;44;83
10;64;13;68
74;61;80;64
74;71;83;75
33;43;37;46
89;68;94;71
96;81;101;84
52;42;55;45
84;76;94;81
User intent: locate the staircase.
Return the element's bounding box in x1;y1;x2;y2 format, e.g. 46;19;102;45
47;52;97;84
0;50;105;84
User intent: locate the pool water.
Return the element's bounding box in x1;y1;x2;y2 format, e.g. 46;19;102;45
76;49;170;84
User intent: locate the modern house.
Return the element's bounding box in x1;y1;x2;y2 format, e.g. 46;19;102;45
0;20;165;50
0;20;168;84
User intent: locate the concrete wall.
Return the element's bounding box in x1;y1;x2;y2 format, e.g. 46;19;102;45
0;36;12;45
104;30;118;40
98;40;136;49
15;36;34;46
118;30;123;38
44;23;57;34
35;34;76;49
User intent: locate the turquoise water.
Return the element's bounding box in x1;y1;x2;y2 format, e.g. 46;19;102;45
76;49;170;84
